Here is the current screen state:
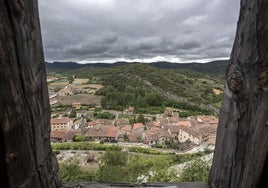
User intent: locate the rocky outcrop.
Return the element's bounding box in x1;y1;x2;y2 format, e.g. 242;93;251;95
209;0;268;187
0;0;60;187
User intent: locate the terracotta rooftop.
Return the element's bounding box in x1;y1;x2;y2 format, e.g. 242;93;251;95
162;124;180;133
50;129;76;140
179;120;191;127
84;125;119;138
157;129;172;138
50;117;71;124
128;132;140;142
197;116;219;124
152;122;161;127
179;126;202;138
179;122;217;138
121;125;132;133
158;117;179;125
87;119;113;127
151;127;160;132
132;123;144;130
144;130;158;142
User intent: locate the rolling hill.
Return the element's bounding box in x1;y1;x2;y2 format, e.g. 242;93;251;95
46;60;228;74
51;63;224;116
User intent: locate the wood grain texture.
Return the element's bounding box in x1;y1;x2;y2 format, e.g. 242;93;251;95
209;0;268;187
0;0;60;187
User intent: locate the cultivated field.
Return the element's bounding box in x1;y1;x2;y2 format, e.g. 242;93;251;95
56;94;101;106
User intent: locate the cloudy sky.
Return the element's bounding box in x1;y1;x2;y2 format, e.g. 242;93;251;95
39;0;240;63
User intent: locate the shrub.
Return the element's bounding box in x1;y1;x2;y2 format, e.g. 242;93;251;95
73;135;85;142
59;162;98;182
179;159;211;182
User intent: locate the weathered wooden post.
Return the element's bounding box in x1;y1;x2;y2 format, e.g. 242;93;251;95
209;0;268;187
0;0;60;187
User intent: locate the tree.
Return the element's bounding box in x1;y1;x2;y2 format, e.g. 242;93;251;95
209;0;268;187
180;159;211;182
69;110;76;118
100;151;128;166
68;75;74;84
136;114;146;124
59;162;98;182
73;135;85;142
98;151;129;183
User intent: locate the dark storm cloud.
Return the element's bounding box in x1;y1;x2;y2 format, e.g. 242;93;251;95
39;0;240;63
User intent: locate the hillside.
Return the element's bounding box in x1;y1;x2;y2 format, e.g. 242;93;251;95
46;60;228;74
150;60;228;74
52;63;224;116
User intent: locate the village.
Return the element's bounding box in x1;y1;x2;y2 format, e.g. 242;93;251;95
48;75;218;151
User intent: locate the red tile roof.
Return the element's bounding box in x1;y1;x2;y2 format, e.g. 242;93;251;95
179;120;191;127
179;122;217;138
105;126;119;137
144;130;158;142
121;125;132;133
162;124;180;133
84;125;119;138
151;127;160;132
50;129;75;140
197;116;219;124
50;117;71;124
157;129;172;138
153;122;161;127
133;123;144;130
128;132;140;142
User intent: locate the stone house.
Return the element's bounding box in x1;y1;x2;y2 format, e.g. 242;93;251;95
178;123;217;145
72;102;82;109
87;119;113;128
50;117;73;131
162;124;180;142
76;110;87;118
58;86;76;96
178;126;202;145
143;130;159;146
50;129;76;142
121;125;132;135
123;106;134;115
84;125;119;142
114;118;130;127
132;123;144;132
157;129;172;144
73;118;86;130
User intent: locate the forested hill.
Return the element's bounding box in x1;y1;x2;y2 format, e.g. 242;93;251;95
150;60;228;74
59;63;224;115
46;60;228;74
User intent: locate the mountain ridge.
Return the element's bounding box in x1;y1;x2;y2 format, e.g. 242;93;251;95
45;60;228;74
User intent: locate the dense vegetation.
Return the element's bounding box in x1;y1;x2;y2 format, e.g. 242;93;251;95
52;142;122;152
46;60;228;74
55;64;223;116
58;147;212;183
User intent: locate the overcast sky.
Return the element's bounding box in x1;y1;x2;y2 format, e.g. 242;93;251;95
39;0;240;63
